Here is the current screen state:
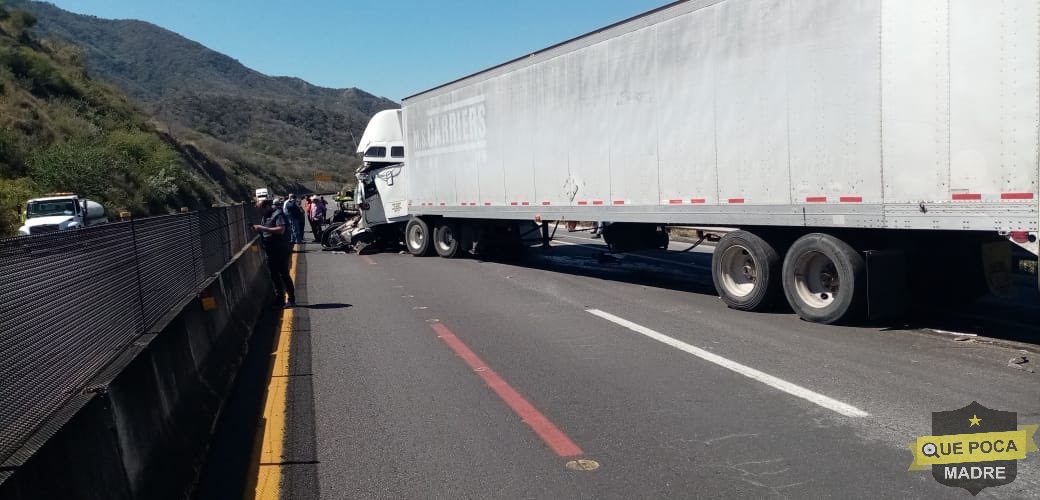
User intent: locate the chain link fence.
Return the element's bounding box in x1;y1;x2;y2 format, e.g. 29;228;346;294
0;204;258;464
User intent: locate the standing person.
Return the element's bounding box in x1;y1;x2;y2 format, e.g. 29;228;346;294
292;195;307;245
252;198;296;308
282;194;305;250
308;195;323;242
318;196;328;224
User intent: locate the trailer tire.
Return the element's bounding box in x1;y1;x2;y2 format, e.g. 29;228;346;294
405;217;434;256
433;220;462;258
782;233;865;324
712;231;781;311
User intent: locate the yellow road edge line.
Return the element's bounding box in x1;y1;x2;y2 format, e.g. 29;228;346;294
248;251;298;500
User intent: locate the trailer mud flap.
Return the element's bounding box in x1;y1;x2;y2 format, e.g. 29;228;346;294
865;250;909;320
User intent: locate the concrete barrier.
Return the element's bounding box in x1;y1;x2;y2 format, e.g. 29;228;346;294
0;242;272;500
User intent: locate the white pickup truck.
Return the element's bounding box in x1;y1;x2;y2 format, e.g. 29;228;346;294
18;194;107;236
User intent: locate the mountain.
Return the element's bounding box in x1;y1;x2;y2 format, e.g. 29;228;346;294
15;0;398;190
0;2;264;235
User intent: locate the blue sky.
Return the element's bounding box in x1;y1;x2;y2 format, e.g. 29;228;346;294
45;0;670;101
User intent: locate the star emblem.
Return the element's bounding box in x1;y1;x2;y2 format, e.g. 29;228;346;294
969;414;982;427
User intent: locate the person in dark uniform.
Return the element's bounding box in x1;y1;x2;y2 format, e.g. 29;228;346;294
253;198;296;308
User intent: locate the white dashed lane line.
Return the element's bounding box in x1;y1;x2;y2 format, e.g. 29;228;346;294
586;309;870;418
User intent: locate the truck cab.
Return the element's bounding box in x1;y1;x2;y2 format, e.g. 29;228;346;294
355;109;410;226
18;194;107;236
357;109;406;166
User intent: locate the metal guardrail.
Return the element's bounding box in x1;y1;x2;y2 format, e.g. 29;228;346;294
0;204;257;464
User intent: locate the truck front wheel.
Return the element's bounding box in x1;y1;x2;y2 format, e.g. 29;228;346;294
782;233;865;324
712;231;781;311
405;218;434;256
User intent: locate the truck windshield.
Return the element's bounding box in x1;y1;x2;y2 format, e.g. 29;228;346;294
27;200;76;218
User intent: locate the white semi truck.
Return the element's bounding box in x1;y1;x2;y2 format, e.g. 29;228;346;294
18;194;107;236
351;0;1039;324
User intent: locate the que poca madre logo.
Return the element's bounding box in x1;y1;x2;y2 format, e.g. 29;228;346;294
909;401;1038;495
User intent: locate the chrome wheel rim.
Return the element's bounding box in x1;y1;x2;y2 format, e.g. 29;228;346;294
719;244;757;298
408;224;425;250
436;225;454;252
793;251;839;309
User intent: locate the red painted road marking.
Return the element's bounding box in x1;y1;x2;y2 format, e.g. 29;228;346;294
361;255;377;265
429;323;583;457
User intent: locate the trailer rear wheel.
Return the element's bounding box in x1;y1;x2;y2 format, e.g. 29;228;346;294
434;220;462;258
405;218;434;256
782;233;865;324
712;231;781;311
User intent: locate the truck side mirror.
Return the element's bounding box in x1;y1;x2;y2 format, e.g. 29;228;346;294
358;202;371;211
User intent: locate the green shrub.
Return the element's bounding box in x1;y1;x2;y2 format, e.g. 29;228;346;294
27;129;190;216
10;9;34;28
103;129;184;196
0;126;26;175
0;46;79;98
27;141;113;196
0;176;36;236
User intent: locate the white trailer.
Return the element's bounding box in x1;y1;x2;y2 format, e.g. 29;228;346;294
354;0;1039;324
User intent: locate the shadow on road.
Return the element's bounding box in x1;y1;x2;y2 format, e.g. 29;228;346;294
509;243;717;295
300;303;352;310
477;243;1040;348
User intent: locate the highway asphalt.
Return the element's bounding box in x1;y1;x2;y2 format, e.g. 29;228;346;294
199;232;1040;499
